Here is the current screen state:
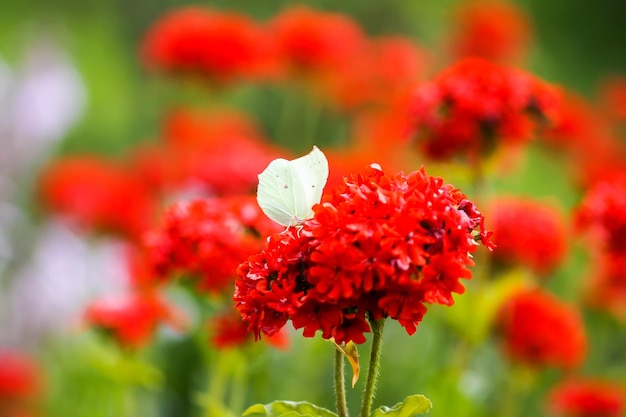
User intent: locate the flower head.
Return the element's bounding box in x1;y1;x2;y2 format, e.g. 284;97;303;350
85;292;185;349
271;6;366;76
162;108;284;195
496;288;587;369
584;253;626;322
141;7;275;83
319;36;428;110
547;378;625;417
450;0;532;63
145;196;280;293
575;174;626;255
235;165;492;344
209;309;288;350
0;350;40;401
489;197;568;276
410;57;559;160
38;156;155;239
599;75;626;123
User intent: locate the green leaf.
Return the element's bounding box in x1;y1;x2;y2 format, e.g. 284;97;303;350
441;269;528;345
243;401;338;417
370;394;432;417
195;393;237;417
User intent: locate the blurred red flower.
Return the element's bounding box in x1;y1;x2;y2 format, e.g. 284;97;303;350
410;57;559;160
496;288;587;369
141;7;276;83
450;0;532;63
319;36;428;110
575;174;626;255
85;292;185;349
0;350;40;401
162;108;284;195
209;309;288;350
144;196;280;293
542;92;626;187
584;254;626;322
271;6;366;76
235;165;492;344
599;75;626;123
548;378;625;417
489;197;568;276
38;156;156;240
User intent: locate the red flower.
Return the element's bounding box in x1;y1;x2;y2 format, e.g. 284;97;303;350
319;36;428;110
235;165;492;344
127;144;188;195
542;92;625;187
599;75;626;123
548;378;625;417
575;174;626;255
85;292;185;349
38;156;156;240
209;309;288;350
410;57;559;160
144;196;280;293
450;0;532;63
496;288;587;369
0;350;40;401
489;197;568;276
271;6;366;75
584;253;626;322
141;7;276;83
162;108;284;195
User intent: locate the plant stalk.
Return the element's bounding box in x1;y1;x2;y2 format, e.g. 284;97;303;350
360;318;385;417
335;347;350;417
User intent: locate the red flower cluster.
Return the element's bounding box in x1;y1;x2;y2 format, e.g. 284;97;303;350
548;379;625;417
271;6;366;75
209;309;288;350
450;0;532;63
496;288;587;369
160;108;283;195
410;57;559;160
38;156;155;240
144;196;280;293
542;92;625;187
235;165;492;344
0;350;41;417
575;175;626;255
318;36;428;110
599;75;626;123
0;350;40;401
584;254;626;321
141;7;276;83
85;292;185;349
489;197;568;276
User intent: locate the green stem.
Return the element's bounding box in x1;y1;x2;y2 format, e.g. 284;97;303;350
335;348;350;417
229;350;247;415
360;319;385;417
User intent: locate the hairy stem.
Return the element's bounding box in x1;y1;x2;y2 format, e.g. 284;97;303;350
335;347;350;417
360;318;385;417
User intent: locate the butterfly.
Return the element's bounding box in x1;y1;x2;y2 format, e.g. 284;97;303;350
257;146;329;227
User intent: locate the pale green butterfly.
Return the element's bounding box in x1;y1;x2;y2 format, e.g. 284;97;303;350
257;145;329;227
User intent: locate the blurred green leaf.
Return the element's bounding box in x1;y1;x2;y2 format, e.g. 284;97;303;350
86;341;163;388
195;393;237;417
441;269;529;345
243;401;338;417
371;394;432;417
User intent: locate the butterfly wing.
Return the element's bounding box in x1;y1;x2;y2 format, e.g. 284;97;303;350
257;157;304;227
290;146;329;220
